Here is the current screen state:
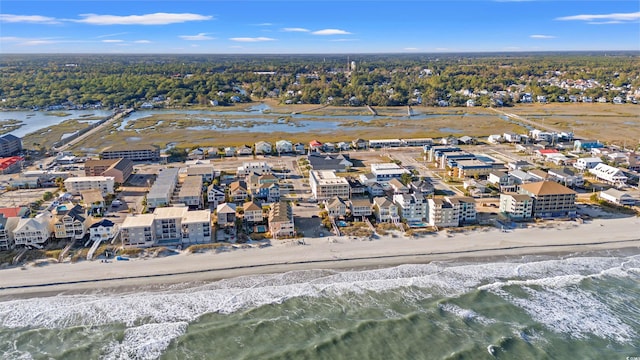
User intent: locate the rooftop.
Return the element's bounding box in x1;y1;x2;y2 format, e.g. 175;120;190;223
520;181;577;196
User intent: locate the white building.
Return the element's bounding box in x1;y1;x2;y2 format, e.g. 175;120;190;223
120;214;156;247
237;162;272;177
499;193;533;220
574;157;602;171
370;163;410;182
589;163;628;187
393;193;427;223
147;168;180;210
207;185;226;208
309;170;350;201
373;197;399;223
176;175;203;209
254;141;272;155
89;219;119;243
0;215;19;251
275;140;293;154
599;189;636;206
427;198;458;228
64;176;115;196
181;209;212;245
13;212;54;248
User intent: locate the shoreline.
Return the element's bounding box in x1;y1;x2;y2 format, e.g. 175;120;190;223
1;216;639;299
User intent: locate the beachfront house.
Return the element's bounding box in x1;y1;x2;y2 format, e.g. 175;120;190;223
89;219;118;244
589;164;628;188
52;204;89;241
242;201;264;224
599;188;636;206
373;197;400;224
325;197;348;218
13;212;54;249
349;198;372;219
216;203;237;227
547;168;584;188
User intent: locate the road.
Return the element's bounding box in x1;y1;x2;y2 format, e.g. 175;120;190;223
54;108;134;152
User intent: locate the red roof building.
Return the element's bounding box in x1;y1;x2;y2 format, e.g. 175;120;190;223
0;156;24;174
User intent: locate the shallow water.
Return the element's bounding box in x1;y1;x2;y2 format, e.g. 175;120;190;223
0;252;638;359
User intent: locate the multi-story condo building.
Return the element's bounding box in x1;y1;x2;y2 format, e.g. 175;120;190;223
147;168;180;210
0;215;19;251
100;144;160;161
84;158;133;184
393;193;427;223
64;176;115;196
268;201;295;238
427;198;458;228
499;193;534;220
176;175;203;209
0;134;22;157
120;214;156;247
445;196;477;224
518;181;577;218
181;210;211;245
309;170;350;201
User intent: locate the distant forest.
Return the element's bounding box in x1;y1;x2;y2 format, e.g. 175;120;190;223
1;52;638;109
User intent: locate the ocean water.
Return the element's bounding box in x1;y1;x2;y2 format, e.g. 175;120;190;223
0;252;638;359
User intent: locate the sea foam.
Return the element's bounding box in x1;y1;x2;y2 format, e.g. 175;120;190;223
0;253;637;358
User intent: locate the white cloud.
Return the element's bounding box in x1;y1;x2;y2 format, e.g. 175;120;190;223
404;47;419;51
229;37;275;42
0;36;59;46
530;34;556;39
282;27;309;32
588;21;623;25
179;33;214;41
555;12;640;22
256;23;273;26
312;29;352;35
0;14;60;24
102;39;124;43
134;40;151;44
76;13;212;25
96;32;128;38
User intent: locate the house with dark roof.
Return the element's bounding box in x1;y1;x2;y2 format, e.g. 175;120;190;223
307;153;353;172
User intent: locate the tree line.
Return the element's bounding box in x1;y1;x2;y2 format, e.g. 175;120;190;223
0;52;637;109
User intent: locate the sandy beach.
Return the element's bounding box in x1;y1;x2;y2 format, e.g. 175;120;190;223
1;216;639;298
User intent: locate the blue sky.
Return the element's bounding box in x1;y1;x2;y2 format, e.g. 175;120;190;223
1;1;639;53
